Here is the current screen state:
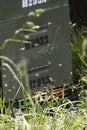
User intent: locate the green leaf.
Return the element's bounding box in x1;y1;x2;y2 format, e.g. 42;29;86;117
35;9;45;15
28;11;36;17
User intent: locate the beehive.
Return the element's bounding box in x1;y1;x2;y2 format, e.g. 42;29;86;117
0;0;72;101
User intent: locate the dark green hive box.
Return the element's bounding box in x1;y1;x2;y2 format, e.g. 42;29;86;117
0;0;72;101
0;0;68;20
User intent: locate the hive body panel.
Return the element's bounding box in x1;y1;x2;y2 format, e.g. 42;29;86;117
0;0;72;101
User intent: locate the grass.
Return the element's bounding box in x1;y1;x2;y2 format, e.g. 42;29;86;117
0;88;87;130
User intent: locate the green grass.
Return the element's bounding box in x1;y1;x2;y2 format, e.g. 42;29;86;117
0;98;87;130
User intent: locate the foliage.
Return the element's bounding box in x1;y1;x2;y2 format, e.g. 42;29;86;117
71;28;87;95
